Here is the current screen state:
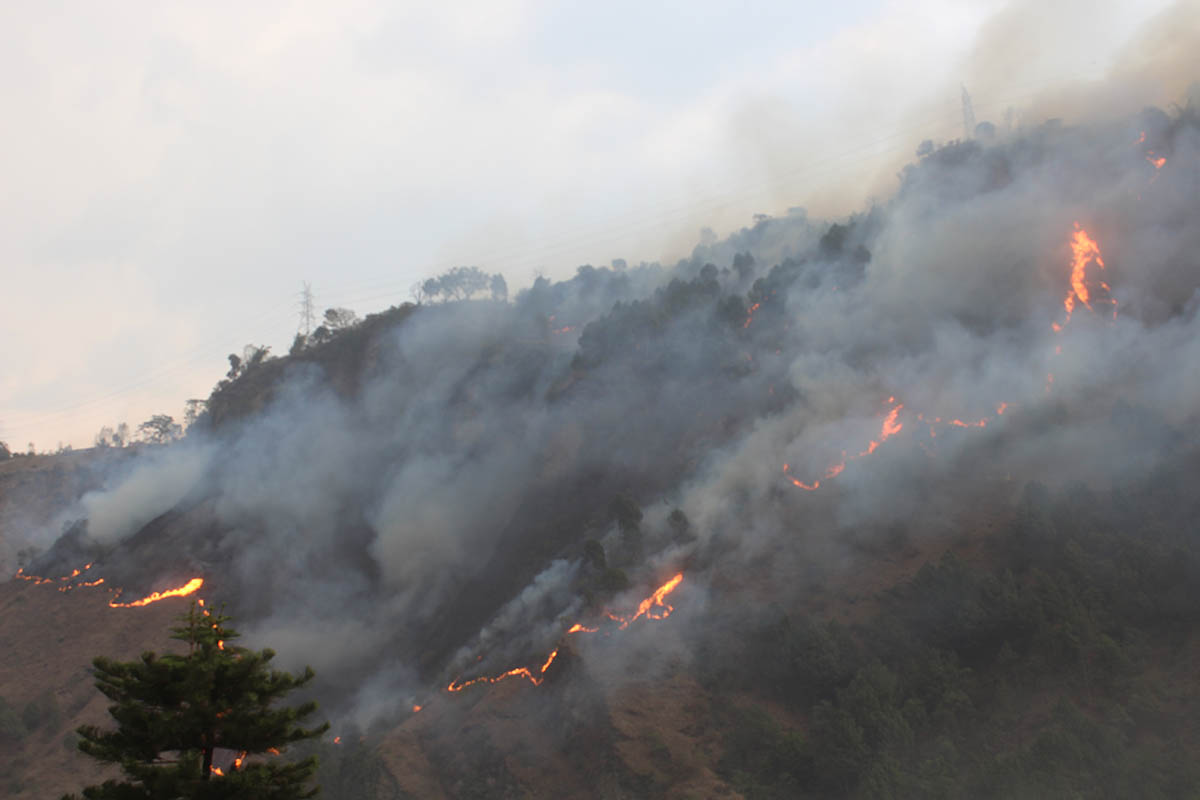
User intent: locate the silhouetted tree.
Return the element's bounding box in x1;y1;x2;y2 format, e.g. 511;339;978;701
0;441;10;460
138;415;182;445
322;308;358;331
63;604;327;799
421;266;493;302
183;400;208;430
490;273;508;303
94;426;115;449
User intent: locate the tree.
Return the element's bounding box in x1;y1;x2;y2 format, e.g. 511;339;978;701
490;273;508;303
0;441;9;460
226;354;243;381
95;426;115;448
183;400;208;431
420;266;493;302
322;308;358;331
64;604;328;800
138;414;183;444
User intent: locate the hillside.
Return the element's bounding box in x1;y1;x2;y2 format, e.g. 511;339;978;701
3;97;1200;798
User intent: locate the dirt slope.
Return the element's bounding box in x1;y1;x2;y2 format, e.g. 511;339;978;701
0;579;186;798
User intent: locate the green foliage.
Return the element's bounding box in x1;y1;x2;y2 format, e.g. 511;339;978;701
62;604;328;800
718;706;809;798
706;476;1200;798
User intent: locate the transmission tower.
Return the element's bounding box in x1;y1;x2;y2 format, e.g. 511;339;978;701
298;282;316;337
961;85;977;139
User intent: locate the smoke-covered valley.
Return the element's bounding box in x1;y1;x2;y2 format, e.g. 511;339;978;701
6;90;1200;797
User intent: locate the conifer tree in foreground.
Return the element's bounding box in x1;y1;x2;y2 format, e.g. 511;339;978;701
63;602;328;799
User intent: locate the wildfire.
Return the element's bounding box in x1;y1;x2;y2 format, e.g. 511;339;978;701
615;572;683;629
210;752;247;777
16;562;95;586
744;302;761;329
782;398;903;491
548;314;577;335
447;573;684;694
108;578;204;608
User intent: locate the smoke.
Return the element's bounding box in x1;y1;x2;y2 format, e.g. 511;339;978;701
81;443;214;546
18;74;1200;733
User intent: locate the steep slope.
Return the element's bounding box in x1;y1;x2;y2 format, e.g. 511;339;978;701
4;97;1200;797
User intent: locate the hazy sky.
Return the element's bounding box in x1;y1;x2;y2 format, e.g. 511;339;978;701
1;0;1189;449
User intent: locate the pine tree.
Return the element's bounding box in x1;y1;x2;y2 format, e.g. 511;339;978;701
64;602;329;799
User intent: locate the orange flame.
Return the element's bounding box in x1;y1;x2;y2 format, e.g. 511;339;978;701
743;302;761;329
617;573;683;629
1064;223;1106;320
782;398;907;491
447;574;685;694
108;578;204;608
412;705;422;713
16;562;95;585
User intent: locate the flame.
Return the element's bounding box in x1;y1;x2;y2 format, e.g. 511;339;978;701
16;562;95;586
1135;131;1146;145
1146;154;1166;169
447;574;684;694
412;705;422;713
616;573;683;629
334;736;342;744
1064;223;1107;320
743;302;761;328
58;578;104;593
108;578;204;608
781;398;908;491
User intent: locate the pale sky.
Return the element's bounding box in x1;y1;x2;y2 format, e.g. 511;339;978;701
1;0;1189;449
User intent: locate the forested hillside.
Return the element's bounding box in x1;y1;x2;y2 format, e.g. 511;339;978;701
4;97;1199;798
